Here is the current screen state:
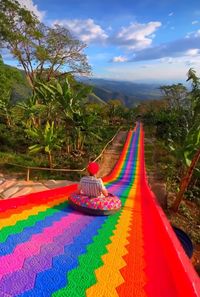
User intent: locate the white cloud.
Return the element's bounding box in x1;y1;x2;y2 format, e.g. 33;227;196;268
185;60;197;67
185;48;200;56
17;0;45;20
124;31;200;63
112;56;128;63
168;12;174;17
155;55;200;71
194;30;200;37
192;20;199;25
53;18;108;43
159;57;174;64
158;56;194;64
186;29;200;38
51;18;161;50
113;21;162;50
102;58;200;82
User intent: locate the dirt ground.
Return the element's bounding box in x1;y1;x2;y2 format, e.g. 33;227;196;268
97;130;127;177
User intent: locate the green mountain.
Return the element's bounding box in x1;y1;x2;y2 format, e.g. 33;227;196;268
87;92;107;105
1;61;162;108
83;78;162;107
0;59;31;103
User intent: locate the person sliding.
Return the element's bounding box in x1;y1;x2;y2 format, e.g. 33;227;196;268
68;162;121;215
77;162;108;198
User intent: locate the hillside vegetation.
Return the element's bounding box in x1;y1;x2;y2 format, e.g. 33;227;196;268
0;0;199;219
82;77;162;107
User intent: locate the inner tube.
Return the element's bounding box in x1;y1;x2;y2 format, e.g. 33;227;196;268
68;193;121;215
172;226;193;258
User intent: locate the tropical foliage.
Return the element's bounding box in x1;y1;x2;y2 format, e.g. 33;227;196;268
138;71;200;211
0;55;133;173
0;1;131;173
0;1;198;210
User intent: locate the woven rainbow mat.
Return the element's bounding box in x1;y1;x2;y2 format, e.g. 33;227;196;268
0;123;199;297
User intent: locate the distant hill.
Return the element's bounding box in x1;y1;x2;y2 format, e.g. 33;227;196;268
0;61;31;103
1;62;162;108
81;78;162;107
87;92;107;105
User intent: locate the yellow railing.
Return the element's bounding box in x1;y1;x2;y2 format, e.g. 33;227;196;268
5;127;122;181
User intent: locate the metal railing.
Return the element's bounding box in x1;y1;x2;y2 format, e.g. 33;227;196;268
5;127;122;181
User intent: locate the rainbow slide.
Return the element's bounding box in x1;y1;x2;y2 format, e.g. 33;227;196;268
0;123;199;297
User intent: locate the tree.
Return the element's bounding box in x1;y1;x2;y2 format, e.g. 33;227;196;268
172;138;200;211
156;83;191;143
106;99;125;125
171;69;200;211
160;84;188;111
0;0;91;88
187;68;200;122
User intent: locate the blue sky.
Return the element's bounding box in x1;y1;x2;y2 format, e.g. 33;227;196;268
5;0;200;83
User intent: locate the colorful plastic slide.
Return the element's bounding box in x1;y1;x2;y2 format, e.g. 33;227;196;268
0;122;199;297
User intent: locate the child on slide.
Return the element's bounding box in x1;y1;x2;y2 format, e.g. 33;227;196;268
77;162;108;198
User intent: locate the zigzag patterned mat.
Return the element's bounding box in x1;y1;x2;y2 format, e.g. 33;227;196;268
0;123;199;297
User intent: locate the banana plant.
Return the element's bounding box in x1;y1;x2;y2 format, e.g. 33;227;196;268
73;112;103;151
24;77;96;156
27;121;62;168
33;77;92;123
17;95;46;128
32;77;93;153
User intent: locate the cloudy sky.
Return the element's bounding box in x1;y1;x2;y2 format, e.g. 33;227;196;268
5;0;200;83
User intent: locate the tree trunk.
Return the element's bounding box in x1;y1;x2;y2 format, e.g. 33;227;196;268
77;129;81;150
48;152;53;169
66;144;70;154
172;148;200;212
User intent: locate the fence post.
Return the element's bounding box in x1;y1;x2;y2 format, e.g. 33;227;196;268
26;168;30;181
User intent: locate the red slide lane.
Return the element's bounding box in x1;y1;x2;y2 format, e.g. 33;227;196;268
140;127;200;297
